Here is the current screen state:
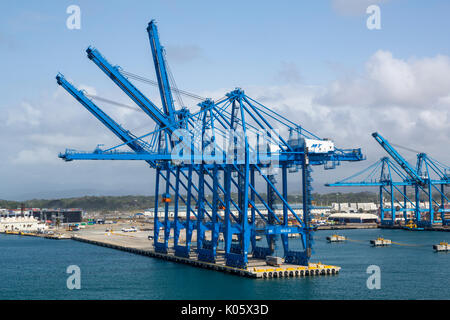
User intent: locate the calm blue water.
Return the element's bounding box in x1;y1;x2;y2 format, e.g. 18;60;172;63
0;229;449;300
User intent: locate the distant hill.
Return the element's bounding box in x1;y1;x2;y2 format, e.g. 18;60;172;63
0;195;155;212
2;191;447;212
0;192;382;211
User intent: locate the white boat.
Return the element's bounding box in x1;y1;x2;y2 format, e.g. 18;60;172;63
370;237;391;246
327;234;346;242
433;242;449;252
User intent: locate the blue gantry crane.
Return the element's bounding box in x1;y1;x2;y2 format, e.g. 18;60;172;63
327;132;450;227
57;20;365;268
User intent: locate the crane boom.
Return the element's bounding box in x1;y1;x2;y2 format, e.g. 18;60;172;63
56;73;148;154
86;47;174;133
147;20;176;123
372;132;424;185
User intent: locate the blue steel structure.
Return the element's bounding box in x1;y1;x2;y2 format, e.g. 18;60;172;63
57;20;365;268
327;132;450;227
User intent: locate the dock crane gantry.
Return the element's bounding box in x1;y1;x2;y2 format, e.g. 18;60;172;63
327;132;450;227
57;19;365;268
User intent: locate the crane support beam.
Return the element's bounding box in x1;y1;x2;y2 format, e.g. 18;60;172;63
56;73;148;154
328;135;449;227
372;132;424;184
86;47;173;133
147;20;176;122
59;148;363;164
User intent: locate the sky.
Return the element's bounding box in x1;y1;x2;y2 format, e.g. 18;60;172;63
1;0;450;200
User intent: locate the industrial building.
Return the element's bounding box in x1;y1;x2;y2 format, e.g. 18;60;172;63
32;209;83;224
0;216;48;233
327;213;378;224
143;204;332;219
0;208;83;224
330;202;377;213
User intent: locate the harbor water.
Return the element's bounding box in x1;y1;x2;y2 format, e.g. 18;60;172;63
0;229;448;300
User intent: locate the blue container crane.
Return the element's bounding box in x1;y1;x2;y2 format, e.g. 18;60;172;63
327;132;450;227
57;19;365;268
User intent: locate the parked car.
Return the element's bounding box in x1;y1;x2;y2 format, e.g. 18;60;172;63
121;227;137;232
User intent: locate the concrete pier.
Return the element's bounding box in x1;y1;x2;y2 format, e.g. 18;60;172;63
71;229;341;279
318;223;378;230
1;231;71;240
2;222;341;278
379;224;450;232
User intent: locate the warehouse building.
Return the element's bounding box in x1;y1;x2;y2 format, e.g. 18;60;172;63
32;209;83;224
327;213;378;224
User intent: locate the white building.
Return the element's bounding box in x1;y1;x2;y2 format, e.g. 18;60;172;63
331;202;378;213
144;207;331;219
0;216;48;233
327;213;378;223
382;202;430;209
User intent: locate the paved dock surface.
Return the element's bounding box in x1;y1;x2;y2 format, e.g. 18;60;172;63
379;224;450;232
317;223;378;230
71;224;340;278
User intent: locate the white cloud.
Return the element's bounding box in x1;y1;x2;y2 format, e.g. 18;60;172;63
78;84;97;96
316;50;450;110
306;50;450;163
274;61;302;84
217;50;450;188
198;50;450;169
6;102;42;127
165;44;203;64
13;147;59;165
27;133;95;148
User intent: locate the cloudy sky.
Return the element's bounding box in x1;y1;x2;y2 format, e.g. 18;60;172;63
1;0;449;200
